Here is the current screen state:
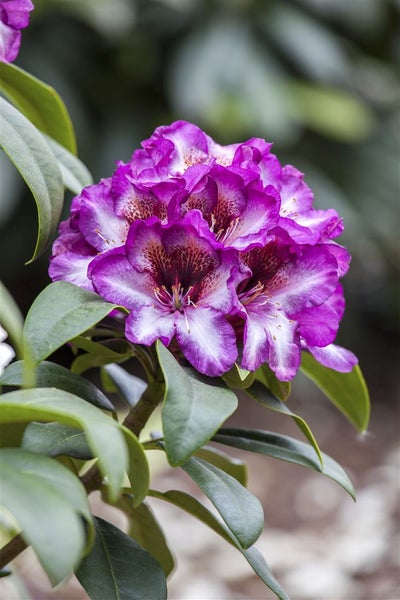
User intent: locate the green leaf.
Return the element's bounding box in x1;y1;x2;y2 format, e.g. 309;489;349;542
0;98;63;262
103;363;147;407
0;61;77;154
118;497;174;577
149;490;289;600
0;388;128;501
246;381;323;468
156;342;237;466
121;426;149;507
0;448;92;585
301;353;370;432
195;446;248;486
23;282;119;363
22;423;92;460
181;456;264;549
0;282;24;358
76;516;167;600
213;428;355;499
44;135;92;194
70;337;132;375
255;363;291;401
0;360;115;411
223;363;255;389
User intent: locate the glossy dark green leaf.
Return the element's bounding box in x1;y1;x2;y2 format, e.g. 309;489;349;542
195;446;247;486
118;496;174;577
301;353;370;432
181;456;264;549
213;428;355;499
121;426;149;507
223;363;255;389
103;363;147;407
149;489;289;600
0;98;63;262
156;342;237;466
23;282;119;363
44;135;92;194
0;388;128;501
0;360;114;411
0;61;76;153
246;382;323;467
0;448;92;584
22;422;92;460
76;517;167;600
255;363;291;401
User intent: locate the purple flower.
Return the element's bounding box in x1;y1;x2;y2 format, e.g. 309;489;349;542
49;120;358;380
234;232;340;380
0;0;33;63
89;214;240;376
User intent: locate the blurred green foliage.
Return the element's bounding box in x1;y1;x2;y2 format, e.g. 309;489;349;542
1;0;399;399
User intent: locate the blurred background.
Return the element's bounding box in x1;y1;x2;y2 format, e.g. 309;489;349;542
0;0;399;598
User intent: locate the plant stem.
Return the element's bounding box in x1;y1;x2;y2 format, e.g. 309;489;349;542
0;535;27;571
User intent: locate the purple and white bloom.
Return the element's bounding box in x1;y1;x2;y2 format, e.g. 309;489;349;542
0;324;15;376
49;120;358;380
89;214;241;376
234;232;340;380
0;0;33;63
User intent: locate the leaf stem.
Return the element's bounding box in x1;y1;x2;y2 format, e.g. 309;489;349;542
0;535;27;571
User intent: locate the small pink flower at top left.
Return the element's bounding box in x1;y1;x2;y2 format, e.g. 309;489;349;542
0;0;34;63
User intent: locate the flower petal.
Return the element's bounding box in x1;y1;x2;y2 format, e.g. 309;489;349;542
308;344;358;372
176;307;237;376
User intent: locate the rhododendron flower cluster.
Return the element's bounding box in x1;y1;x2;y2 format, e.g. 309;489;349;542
0;0;33;63
50;121;357;380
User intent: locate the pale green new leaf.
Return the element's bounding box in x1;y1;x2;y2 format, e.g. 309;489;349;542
0;388;128;501
0;98;63;262
301;353;370;432
0;448;92;584
157;342;237;466
76;517;167;600
0;61;76;153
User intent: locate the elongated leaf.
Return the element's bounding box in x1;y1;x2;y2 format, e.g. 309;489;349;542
256;363;291;401
195;446;247;486
181;456;263;549
0;98;63;262
23;281;120;363
156;342;237;466
76;516;167;600
0;448;92;584
213;428;355;499
44;135;92;194
22;423;92;460
103;363;147;407
149;490;289;600
246;382;323;467
70;337;132;375
121;426;149;507
0;61;76;153
0;360;114;410
0;388;128;501
301;353;370;432
0;282;24;358
118;497;174;577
